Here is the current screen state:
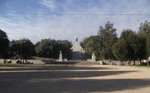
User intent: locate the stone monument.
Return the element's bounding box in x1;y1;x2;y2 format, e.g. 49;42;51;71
59;51;63;62
92;52;96;62
71;38;85;60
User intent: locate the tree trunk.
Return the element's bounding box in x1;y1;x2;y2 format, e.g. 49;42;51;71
138;58;141;66
120;61;123;66
133;60;135;66
147;60;149;66
4;59;6;64
128;60;131;66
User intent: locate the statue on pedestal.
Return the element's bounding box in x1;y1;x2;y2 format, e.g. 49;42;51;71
92;52;96;62
59;51;63;62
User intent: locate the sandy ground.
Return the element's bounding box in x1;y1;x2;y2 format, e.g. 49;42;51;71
0;63;150;93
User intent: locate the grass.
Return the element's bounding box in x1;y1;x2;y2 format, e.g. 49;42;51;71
135;65;150;68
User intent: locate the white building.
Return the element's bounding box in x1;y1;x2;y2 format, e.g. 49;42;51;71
71;39;85;60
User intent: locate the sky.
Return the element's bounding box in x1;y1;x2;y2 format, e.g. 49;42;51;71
0;0;150;43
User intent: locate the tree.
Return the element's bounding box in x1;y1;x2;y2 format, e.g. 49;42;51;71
120;30;138;61
98;22;117;59
57;40;72;59
0;29;10;58
139;20;150;36
81;36;101;59
10;39;34;59
136;34;146;61
147;34;150;57
35;39;57;58
35;39;72;59
138;20;150;58
112;39;128;61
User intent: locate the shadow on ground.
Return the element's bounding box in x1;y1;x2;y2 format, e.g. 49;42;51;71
0;65;149;93
22;79;150;93
41;60;80;64
0;65;116;71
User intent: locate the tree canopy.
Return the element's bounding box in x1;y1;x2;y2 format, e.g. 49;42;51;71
0;29;10;58
112;39;127;61
98;22;117;59
0;20;150;61
81;36;100;59
10;39;35;59
82;21;150;61
139;20;150;36
146;34;150;56
35;39;72;59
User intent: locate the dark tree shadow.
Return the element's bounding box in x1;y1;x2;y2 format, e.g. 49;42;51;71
0;65;116;71
0;77;150;93
24;79;150;93
0;65;149;93
41;60;80;64
0;71;135;79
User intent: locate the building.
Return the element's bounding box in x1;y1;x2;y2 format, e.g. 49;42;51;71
71;38;85;60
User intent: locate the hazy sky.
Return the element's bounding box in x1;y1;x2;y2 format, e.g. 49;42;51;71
0;0;150;43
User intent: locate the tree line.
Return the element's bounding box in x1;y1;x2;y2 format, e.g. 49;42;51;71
0;20;150;62
0;30;72;60
81;20;150;62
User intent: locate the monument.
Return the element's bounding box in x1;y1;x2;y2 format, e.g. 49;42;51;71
92;52;96;62
59;51;63;62
71;38;85;60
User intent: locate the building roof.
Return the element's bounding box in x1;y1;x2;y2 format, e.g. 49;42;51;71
71;42;85;53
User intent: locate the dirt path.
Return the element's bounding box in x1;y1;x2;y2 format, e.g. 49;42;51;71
0;64;150;93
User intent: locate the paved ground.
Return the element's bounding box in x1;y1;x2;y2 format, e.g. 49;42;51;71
0;63;150;93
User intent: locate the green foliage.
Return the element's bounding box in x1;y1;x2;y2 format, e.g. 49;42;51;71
82;21;150;61
147;34;150;56
137;35;146;60
81;36;100;59
1;20;150;61
139;20;150;36
35;39;57;58
0;29;10;58
10;39;34;59
35;39;72;59
120;30;138;60
138;20;150;58
98;22;117;59
57;40;72;59
112;39;127;61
